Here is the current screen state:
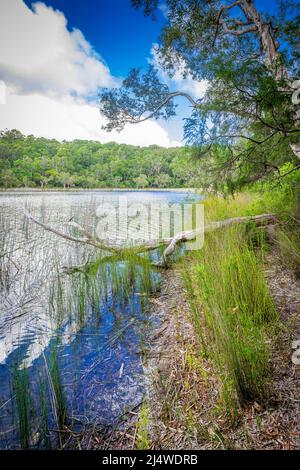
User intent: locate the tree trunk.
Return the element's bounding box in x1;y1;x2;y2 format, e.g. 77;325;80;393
241;0;288;80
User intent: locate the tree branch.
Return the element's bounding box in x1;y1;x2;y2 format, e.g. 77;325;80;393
24;207;121;253
214;1;242;40
124;91;201;125
213;1;255;45
24;207;277;270
221;21;257;36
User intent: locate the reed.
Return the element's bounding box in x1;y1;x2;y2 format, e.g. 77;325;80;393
38;376;51;449
184;200;279;408
48;346;67;429
13;366;33;449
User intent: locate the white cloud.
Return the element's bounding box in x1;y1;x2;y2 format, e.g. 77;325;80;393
0;0;116;97
0;87;181;147
0;0;180;147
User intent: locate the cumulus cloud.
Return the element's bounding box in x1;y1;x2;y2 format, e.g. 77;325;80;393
0;87;181;147
0;0;116;97
0;0;180;147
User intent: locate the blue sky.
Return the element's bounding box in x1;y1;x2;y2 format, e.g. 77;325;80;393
0;0;288;146
25;0;165;77
23;0;279;75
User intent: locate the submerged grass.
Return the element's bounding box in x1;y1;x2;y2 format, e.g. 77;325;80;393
62;248;156;317
13;366;33;449
1;198;163;449
38;377;51;449
49;346;67;429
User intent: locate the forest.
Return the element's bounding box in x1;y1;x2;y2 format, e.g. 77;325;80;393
0;129;200;189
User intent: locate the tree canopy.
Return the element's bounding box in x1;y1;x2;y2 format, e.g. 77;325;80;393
100;0;300;192
0;129;201;189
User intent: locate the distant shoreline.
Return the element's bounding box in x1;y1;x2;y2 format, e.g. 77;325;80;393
0;187;198;193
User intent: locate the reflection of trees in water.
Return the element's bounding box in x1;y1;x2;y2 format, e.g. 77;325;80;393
0;191;191;448
0;197;99;366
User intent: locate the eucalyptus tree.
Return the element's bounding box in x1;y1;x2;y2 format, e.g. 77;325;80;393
100;0;300;191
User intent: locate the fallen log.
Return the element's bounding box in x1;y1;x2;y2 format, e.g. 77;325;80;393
155;213;277;267
24;207;277;268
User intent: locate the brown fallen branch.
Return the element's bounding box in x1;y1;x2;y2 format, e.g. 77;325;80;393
24;206;121;253
24;207;277;268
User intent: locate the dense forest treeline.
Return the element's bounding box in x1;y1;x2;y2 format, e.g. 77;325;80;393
0;129;202;189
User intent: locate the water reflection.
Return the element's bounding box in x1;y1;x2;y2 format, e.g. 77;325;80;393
0;190;199;448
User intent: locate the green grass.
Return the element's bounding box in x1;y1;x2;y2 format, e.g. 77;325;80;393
136;403;150;450
64;249;156;319
276;224;300;277
184;197;280;409
38;377;51;449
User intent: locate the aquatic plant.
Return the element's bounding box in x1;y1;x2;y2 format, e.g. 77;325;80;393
13;366;33;449
43;347;67;431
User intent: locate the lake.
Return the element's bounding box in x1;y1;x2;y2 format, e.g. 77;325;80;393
0;190;200;448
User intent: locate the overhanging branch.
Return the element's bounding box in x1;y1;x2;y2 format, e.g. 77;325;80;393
123;91;201;125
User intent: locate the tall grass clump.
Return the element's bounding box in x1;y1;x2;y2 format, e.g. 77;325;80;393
38;377;51;449
184;224;278;408
276;224;300;277
63;248;156;322
13;366;33;449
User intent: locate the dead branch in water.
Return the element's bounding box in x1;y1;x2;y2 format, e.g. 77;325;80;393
24;207;277;269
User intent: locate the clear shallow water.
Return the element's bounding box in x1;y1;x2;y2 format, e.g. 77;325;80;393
0;190;200;448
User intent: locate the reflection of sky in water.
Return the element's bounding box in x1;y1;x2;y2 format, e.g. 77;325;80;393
0;190;201;448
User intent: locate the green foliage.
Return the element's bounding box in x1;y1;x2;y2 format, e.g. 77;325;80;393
101;66;177;132
247;165;300;218
185;225;277;407
183;191;285;408
136;403;150;450
0;129;201;189
101;1;300;193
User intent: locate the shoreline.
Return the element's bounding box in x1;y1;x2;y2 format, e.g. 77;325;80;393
0;187;198;193
139;249;300;450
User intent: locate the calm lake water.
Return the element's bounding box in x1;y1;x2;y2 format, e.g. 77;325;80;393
0;190;200;448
